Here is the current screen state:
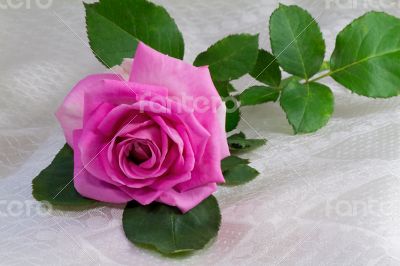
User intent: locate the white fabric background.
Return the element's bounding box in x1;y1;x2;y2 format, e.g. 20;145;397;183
1;0;400;265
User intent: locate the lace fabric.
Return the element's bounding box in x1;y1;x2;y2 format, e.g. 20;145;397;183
1;0;400;265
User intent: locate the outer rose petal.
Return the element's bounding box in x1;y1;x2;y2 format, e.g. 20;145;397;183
56;74;122;146
176;94;229;191
158;183;217;213
73;130;131;203
78;102;119;185
130;42;220;100
83;79;168;124
119;187;162;206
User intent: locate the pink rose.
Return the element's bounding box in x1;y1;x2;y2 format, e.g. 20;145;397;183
56;42;229;212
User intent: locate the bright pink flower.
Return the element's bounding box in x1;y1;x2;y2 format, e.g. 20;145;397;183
56;43;229;212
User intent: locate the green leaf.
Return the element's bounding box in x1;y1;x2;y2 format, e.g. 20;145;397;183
269;4;325;79
225;98;240;132
122;195;221;254
228;132;266;151
221;155;249;172
240;86;279;106
223;164;259;186
280;81;334;134
194;34;259;81
32;145;95;207
213;81;235;98
85;0;184;67
226;84;236;93
250;49;281;87
330;12;400;98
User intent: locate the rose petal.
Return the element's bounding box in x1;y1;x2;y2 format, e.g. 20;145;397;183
78;102;123;185
83;79;168;124
117;139;163;179
150;171;191;191
158;183;217;213
130;42;220;100
175;110;227;192
120;187;162;205
56;74;122;146
73;130;131;203
107;138;158;188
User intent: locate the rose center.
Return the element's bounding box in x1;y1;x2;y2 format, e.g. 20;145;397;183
127;141;152;164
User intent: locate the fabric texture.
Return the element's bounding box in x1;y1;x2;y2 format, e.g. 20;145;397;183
0;0;400;265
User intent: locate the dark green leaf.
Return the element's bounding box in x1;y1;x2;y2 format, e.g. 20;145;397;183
213;81;235;98
250;49;281;87
228;132;266;151
85;0;184;67
122;196;221;254
225;98;240;132
240;86;279;106
223;164;259;186
221;155;249;172
269;4;325;79
330;12;400;98
280;81;334;134
32;145;95;207
194;34;259;81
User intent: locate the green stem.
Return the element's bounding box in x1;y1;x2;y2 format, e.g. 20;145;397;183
307;71;333;83
279;61;331;87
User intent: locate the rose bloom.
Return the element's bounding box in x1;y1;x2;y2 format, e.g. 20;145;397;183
56;43;229;212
